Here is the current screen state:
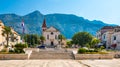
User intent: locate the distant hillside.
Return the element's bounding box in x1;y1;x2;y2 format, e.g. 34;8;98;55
0;10;116;38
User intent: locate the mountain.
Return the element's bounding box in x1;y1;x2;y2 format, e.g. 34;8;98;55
0;10;116;38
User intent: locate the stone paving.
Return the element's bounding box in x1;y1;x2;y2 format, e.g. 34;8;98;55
0;60;86;67
79;59;120;67
0;59;120;67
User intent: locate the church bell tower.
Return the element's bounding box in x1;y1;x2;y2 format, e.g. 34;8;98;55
42;19;47;32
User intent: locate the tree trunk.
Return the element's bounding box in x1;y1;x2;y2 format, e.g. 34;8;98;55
5;34;9;52
7;34;9;47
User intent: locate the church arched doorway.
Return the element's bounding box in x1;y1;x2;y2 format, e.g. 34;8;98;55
51;41;54;46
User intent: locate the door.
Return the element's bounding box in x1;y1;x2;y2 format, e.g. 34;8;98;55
51;41;54;46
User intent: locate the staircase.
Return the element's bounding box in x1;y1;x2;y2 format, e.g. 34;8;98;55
29;48;74;59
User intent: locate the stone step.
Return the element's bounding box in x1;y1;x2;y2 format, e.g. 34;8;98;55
29;51;74;59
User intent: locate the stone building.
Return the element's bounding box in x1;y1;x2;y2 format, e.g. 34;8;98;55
0;20;21;51
42;19;60;47
96;26;120;50
96;26;114;48
102;31;114;49
96;26;114;40
111;26;120;50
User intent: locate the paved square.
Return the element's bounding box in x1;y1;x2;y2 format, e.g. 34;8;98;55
80;59;120;67
0;59;120;67
0;60;85;67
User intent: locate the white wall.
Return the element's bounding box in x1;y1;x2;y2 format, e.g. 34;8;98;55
43;31;60;46
111;32;120;50
43;27;60;46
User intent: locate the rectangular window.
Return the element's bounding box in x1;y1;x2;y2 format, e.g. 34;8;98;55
114;36;116;40
104;35;105;39
47;35;49;39
55;35;57;39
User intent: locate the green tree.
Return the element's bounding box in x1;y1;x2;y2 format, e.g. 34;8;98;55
72;32;93;47
2;26;12;47
66;40;72;48
40;35;45;45
58;34;66;44
24;34;31;46
24;34;41;47
90;38;100;48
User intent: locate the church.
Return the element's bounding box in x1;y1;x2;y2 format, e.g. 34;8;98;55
42;19;60;47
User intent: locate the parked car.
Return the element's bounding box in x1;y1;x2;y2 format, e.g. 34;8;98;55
37;45;46;49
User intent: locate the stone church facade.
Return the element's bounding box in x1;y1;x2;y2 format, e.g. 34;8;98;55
42;19;60;47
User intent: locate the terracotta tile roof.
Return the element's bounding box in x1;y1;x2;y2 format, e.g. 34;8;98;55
101;26;114;29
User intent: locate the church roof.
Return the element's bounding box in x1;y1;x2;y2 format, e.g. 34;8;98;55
42;19;47;28
41;19;60;32
45;26;60;32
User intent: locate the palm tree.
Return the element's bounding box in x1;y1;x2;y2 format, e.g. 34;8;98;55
40;35;45;45
2;26;12;47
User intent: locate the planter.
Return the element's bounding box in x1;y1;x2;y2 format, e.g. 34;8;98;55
0;54;28;60
75;54;114;60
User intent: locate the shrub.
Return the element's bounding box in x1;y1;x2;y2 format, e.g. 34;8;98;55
78;47;108;54
94;48;99;52
9;50;14;53
78;48;87;54
86;49;94;52
14;48;21;53
14;43;28;53
86;44;90;49
15;43;28;48
66;41;72;48
100;46;105;50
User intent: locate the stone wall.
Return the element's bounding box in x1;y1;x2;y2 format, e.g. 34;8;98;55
111;52;120;58
75;54;114;60
0;54;28;60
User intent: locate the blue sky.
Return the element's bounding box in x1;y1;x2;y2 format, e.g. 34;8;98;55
0;0;120;25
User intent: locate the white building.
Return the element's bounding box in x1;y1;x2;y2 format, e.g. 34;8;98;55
96;26;114;48
0;20;21;51
111;26;120;50
42;19;60;47
97;26;120;50
102;31;113;49
96;26;114;41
